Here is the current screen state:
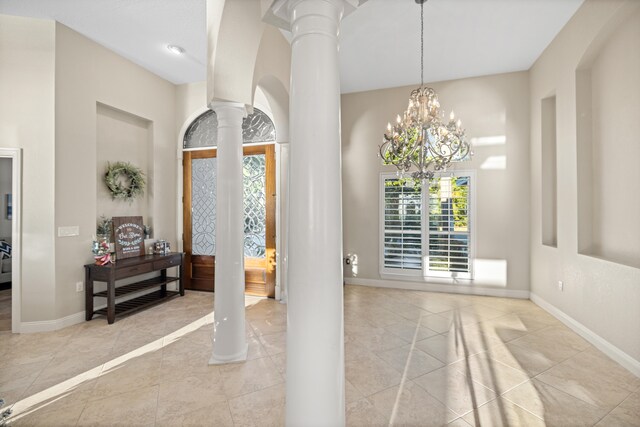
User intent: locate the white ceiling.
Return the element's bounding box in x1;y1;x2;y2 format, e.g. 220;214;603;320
0;0;207;85
0;0;584;92
339;0;584;93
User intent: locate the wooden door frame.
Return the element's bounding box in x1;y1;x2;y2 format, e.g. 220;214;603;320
182;144;276;297
183;149;217;291
243;144;276;297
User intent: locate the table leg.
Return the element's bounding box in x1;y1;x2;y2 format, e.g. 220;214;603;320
107;269;116;324
179;254;185;296
160;268;167;297
85;267;93;321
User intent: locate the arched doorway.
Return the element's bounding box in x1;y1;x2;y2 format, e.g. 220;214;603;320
182;108;276;297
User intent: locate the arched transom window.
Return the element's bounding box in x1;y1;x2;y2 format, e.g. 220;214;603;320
183;107;276;149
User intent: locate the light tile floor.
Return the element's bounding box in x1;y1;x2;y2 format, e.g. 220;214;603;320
0;288;10;332
0;285;638;426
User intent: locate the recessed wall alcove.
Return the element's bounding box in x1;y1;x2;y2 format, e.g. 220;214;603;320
96;103;153;227
541;95;557;247
576;8;640;268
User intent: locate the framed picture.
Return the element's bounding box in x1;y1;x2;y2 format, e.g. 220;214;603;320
112;216;145;259
5;194;11;220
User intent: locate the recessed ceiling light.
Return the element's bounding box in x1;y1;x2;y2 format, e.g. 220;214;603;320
167;44;185;55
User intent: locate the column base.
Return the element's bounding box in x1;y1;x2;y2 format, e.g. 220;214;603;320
208;343;249;365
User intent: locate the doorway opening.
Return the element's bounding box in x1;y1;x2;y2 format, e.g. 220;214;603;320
182;108;277;297
0;148;21;333
0;157;12;331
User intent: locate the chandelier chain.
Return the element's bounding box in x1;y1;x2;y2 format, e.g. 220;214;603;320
420;0;424;88
379;0;472;180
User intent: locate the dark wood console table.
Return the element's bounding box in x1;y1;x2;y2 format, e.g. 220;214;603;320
85;253;184;324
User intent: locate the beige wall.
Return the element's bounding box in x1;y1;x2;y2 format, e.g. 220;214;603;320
0;15;57;321
530;0;640;362
54;23;177;320
176;82;208;134
583;6;640;267
342;71;531;296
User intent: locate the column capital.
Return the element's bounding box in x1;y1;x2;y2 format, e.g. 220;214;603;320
209;101;247;129
209;101;247;115
264;0;367;30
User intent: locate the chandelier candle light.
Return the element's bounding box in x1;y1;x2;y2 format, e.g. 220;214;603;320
380;0;471;180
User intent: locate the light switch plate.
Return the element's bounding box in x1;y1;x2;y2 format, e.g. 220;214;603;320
58;226;80;237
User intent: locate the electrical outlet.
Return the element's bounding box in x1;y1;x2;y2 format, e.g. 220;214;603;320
558;280;564;291
76;281;83;292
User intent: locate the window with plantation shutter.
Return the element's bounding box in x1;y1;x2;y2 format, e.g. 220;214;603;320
380;172;474;279
381;177;423;273
428;175;471;279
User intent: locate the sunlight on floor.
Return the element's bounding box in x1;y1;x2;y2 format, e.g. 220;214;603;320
7;296;265;422
388;310;422;425
2;287;637;426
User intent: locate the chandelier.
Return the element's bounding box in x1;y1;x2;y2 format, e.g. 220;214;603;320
379;0;471;180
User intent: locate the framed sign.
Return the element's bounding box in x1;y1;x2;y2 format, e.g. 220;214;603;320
112;216;145;259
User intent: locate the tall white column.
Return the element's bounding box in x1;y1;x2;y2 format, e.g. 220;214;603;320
279;142;290;304
268;0;358;425
209;102;248;365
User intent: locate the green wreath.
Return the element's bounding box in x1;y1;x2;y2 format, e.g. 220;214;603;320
104;162;146;201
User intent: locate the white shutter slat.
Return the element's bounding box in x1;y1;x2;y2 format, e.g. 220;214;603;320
427;176;471;276
382;178;423;271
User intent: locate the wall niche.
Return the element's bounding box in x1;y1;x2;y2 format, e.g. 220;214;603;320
96;103;153;228
576;8;640;268
541;95;557;247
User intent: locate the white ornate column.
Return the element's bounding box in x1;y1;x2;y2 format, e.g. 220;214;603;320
209;102;248;365
267;1;361;425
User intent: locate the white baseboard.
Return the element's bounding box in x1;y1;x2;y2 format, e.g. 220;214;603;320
344;277;530;299
19;311;85;333
530;292;640;378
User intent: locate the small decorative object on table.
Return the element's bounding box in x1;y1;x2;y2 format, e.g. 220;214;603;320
92;240;112;265
112;216;145;259
96;215;112;242
143;224;152;239
154;240;170;255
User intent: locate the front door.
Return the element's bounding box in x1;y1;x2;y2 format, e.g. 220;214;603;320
183;144;276;297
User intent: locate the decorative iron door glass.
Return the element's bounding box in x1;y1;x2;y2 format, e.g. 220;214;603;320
191;157;217;256
190;155;266;259
243;154;267;259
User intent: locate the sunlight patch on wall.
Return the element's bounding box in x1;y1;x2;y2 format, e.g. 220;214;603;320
473;258;507;286
480;155;506;170
470;135;506;147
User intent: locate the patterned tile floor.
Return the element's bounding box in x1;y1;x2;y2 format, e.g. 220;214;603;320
0;285;638;426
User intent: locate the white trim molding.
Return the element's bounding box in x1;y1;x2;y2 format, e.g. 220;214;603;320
345;277;530;299
19;311;84;334
530;293;640;378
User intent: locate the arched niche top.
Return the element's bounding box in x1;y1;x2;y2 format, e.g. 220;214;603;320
183;107;276;149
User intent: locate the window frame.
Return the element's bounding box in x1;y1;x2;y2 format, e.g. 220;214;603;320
379;174;424;278
379;170;476;281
